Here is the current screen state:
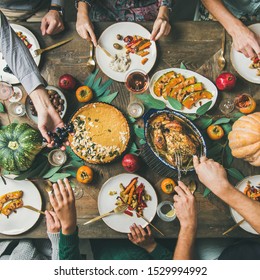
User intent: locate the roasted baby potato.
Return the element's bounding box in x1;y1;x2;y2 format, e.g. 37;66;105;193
1;198;23;217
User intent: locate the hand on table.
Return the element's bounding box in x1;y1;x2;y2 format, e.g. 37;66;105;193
76;13;97;46
173;181;197;231
151;6;171;41
193;156;231;195
231;24;260;58
48;178;77;235
128;224;157;253
45;210;61;233
41;10;64;36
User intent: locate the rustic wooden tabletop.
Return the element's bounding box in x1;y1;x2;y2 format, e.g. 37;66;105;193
0;21;259;239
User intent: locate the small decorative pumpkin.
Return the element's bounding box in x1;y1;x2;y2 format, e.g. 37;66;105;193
228;112;260;166
0;123;42;172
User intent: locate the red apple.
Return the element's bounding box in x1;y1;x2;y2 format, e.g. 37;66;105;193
215;72;236;91
122;154;141;173
59;74;76;90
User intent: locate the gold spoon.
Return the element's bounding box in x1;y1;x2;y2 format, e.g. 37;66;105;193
86;41;95;72
218;29;226;71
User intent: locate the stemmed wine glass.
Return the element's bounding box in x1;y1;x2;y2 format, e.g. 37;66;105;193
125;69;149;94
70;181;84;200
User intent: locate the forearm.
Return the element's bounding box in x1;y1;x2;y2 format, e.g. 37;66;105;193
201;0;244;36
77;2;90;17
0;12;45;94
157;5;170;21
173;226;196;260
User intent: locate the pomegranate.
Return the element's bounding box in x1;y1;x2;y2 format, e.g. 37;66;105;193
59;74;76;90
215;72;236;91
122;154;141;173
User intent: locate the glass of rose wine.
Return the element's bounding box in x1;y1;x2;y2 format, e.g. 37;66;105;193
125;69;149;94
0;81;14;101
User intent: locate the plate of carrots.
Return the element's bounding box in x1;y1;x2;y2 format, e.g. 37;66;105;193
96;22;157;82
98;173;157;233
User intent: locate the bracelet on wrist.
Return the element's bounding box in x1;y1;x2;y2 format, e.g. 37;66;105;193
75;0;92;9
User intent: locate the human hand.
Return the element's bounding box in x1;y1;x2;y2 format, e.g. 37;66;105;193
41;10;64;36
45;210;61;233
128;224;157;253
151;16;171;41
76;13;97;46
231;24;260;58
173;182;197;230
48;178;77;235
29;86;64;146
193;156;231;195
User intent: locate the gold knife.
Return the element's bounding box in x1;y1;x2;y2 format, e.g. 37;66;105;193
222;218;245;235
34;37;74;56
23;205;45;215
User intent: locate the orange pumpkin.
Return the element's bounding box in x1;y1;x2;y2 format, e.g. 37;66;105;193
228;112;260;166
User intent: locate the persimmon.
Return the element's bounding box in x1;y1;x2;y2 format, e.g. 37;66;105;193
161;178;176;194
76;86;93;103
76;166;93;184
207;125;224;140
234;93;256;114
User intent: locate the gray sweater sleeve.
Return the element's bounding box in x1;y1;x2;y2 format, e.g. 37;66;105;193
0;11;45;94
47;232;60;260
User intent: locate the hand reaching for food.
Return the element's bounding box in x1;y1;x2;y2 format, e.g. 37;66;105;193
128;224;157;253
76;13;97;46
173;182;197;231
151;6;171;41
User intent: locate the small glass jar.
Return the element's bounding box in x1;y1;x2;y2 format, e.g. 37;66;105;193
8;102;26;117
9;87;23;103
157;201;176;222
48;149;67;166
127;101;145;118
219;98;234;114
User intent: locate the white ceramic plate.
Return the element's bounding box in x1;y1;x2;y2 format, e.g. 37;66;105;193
0;177;42;235
98;173;158;233
25;85;67;123
230;23;260;84
230;175;260;235
149;68;218;114
0;24;41;85
96;22;157;82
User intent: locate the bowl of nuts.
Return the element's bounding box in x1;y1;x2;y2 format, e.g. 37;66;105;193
25;85;67;124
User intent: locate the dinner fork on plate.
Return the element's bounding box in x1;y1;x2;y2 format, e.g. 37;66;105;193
174;150;182;182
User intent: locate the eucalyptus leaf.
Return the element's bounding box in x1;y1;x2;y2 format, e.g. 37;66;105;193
203;188;211;197
67;160;83;168
92;77;102;91
196;101;212;116
48;173;72;182
225;144;233;167
84;69;99;87
129;142;138;154
128;116;136;123
231;112;244;121
0;103;5;113
134;125;145;139
222;123;232;134
167;97;183;110
180;62;187;69
195;116;213;129
15;160;47;180
213;118;230;125
227;168;244;181
139;138;146;145
97;91;118;103
64;169;77;177
43;166;62;179
184;113;198;121
66;147;84;162
136;94;166;110
207;143;223;158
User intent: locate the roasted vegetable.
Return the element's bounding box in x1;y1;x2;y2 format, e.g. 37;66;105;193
0;190;23;212
1;198;23;217
182;91;213;109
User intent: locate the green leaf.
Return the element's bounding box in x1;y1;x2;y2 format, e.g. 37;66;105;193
84;69;99;87
96;79;113;97
97;91;118;103
15;161;47;180
136;94;166;110
195;116;213;129
203;188;211;197
167;97;183;110
184;113;198;121
180;62;187;69
231;112;244;121
227;168;244;181
66;146;83;162
100;89;111;97
207;143;223;158
213;118;230;125
43;166;62;179
196;101;212;116
128;116;136;123
67;160;83;168
129;142;138;154
134;125;145;139
48;173;71;182
222;123;232;134
139;138;146;145
225;144;233;167
0;103;5;113
64;169;77;177
92;77;102;91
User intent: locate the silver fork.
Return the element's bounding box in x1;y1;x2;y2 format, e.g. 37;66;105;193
174;150;182;182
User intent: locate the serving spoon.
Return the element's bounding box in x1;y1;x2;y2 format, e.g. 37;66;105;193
218;29;226;71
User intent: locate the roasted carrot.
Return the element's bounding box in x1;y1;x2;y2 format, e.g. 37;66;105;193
139;51;150;57
128;186;135;205
141;58;148;65
138;41;151;51
123;177;138;195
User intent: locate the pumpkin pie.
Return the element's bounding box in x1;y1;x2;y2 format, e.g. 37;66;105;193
69;103;130;164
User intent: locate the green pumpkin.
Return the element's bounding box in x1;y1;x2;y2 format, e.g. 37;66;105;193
0;123;42;172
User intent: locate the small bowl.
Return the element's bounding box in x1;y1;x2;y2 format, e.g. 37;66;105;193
25;85;67;124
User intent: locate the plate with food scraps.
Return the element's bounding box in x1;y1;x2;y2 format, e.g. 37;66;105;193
0;176;42;235
98;173;158;233
96;22;157;82
149;68;218;114
230;23;260;84
230;175;260;235
25;85;67;124
0;24;41;85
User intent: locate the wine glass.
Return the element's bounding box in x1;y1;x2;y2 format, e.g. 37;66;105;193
219;98;235;115
0;81;14;101
70;181;84;200
125;69;149;94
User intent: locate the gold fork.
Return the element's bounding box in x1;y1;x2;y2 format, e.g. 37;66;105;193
34;37;74;57
23;205;45;215
174;150;182;182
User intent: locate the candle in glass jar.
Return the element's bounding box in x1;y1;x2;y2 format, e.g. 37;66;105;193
127;102;144;118
8;102;26;116
48;149;67;166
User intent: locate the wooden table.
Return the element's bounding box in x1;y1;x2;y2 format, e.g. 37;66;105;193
0;21;259;239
